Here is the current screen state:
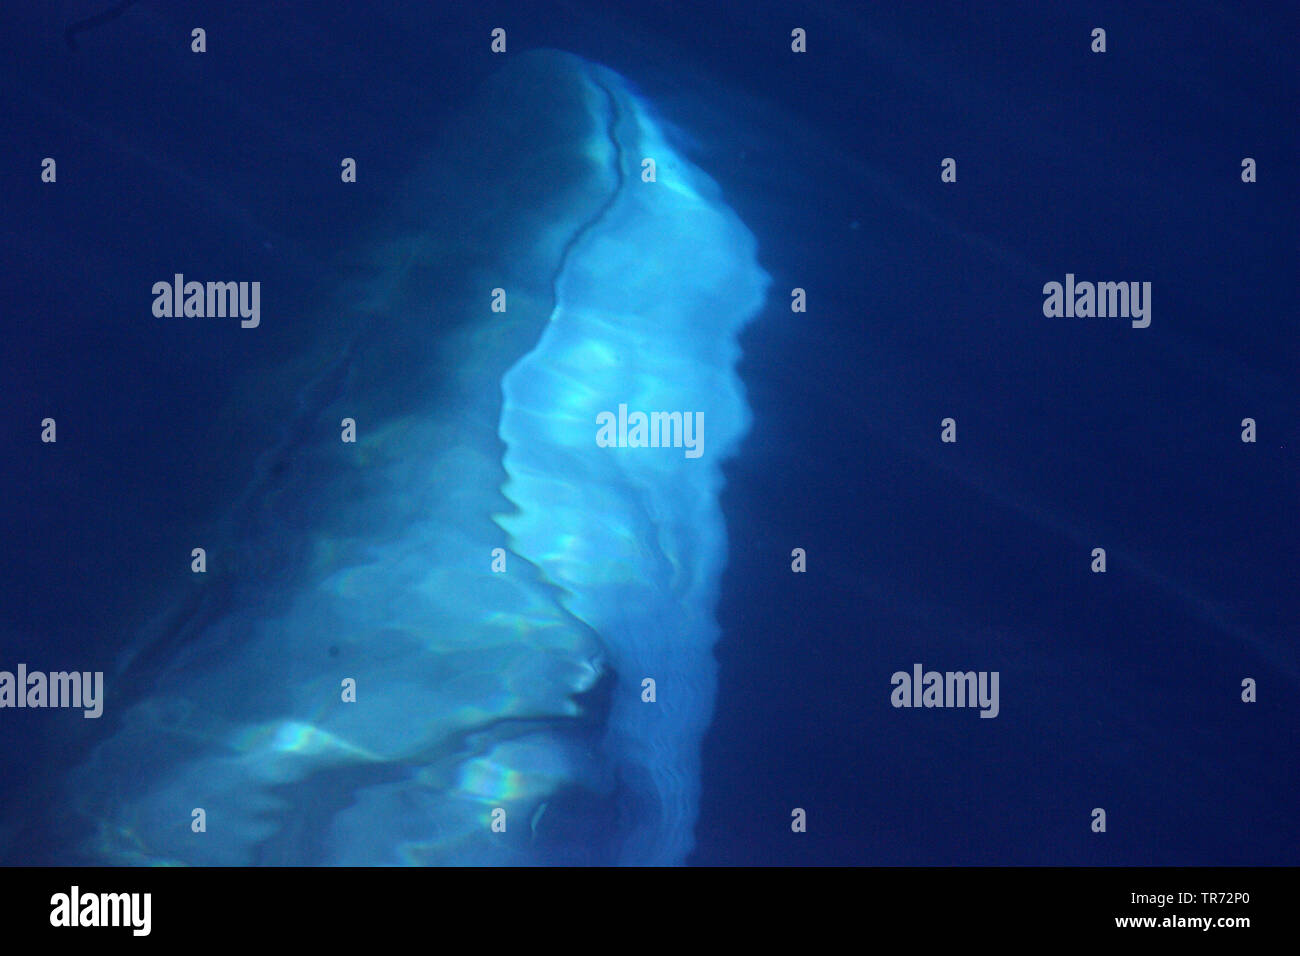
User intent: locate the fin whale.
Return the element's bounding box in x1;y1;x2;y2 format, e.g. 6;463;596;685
64;50;770;866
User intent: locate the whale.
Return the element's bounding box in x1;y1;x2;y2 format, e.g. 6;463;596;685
61;50;770;866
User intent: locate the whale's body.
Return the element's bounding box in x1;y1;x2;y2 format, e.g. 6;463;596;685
65;51;769;865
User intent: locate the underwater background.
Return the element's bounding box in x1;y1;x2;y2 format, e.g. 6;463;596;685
0;1;1295;865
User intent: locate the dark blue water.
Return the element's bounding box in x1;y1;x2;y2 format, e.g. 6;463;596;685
1;1;1295;865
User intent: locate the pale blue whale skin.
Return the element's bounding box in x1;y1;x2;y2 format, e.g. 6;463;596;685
64;50;770;866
